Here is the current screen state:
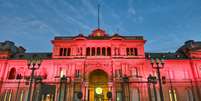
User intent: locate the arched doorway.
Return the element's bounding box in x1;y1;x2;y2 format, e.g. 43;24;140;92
89;69;109;101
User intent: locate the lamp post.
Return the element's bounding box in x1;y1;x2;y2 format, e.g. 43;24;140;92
32;76;43;101
15;74;22;100
151;58;164;101
27;56;42;101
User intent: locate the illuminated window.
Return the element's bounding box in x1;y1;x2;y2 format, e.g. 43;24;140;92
169;89;177;101
8;68;16;79
60;69;66;77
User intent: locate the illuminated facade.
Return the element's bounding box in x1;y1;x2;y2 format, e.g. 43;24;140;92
0;28;201;101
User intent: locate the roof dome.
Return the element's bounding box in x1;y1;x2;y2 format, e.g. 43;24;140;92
89;28;108;37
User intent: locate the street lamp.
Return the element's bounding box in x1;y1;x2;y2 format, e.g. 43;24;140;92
32;75;43;101
27;56;42;101
150;58;164;101
15;74;22;100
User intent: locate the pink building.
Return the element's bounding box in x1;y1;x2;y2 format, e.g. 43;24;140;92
0;28;201;101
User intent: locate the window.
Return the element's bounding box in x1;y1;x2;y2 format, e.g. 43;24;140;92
130;48;134;55
59;48;63;56
8;68;16;79
134;48;138;56
102;47;106;56
67;48;71;56
92;47;95;56
76;47;82;56
97;47;100;56
63;48;67;56
86;47;90;56
107;47;111;56
59;48;71;56
126;48;129;56
126;48;138;56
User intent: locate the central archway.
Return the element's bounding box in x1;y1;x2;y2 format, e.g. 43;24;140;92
89;69;109;101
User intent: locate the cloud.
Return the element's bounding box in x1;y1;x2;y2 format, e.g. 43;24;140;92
128;6;136;16
128;0;136;16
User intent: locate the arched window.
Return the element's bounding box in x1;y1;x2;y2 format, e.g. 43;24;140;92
86;47;90;56
8;68;16;79
102;47;106;56
92;47;95;56
97;47;100;56
107;47;111;56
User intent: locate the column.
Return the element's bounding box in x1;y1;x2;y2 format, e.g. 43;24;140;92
85;82;89;101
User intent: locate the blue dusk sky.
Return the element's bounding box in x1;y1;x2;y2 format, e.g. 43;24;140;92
0;0;201;52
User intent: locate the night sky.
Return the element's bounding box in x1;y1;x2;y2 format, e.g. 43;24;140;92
0;0;201;52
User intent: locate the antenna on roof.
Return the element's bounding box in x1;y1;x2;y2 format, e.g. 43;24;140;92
97;4;100;29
